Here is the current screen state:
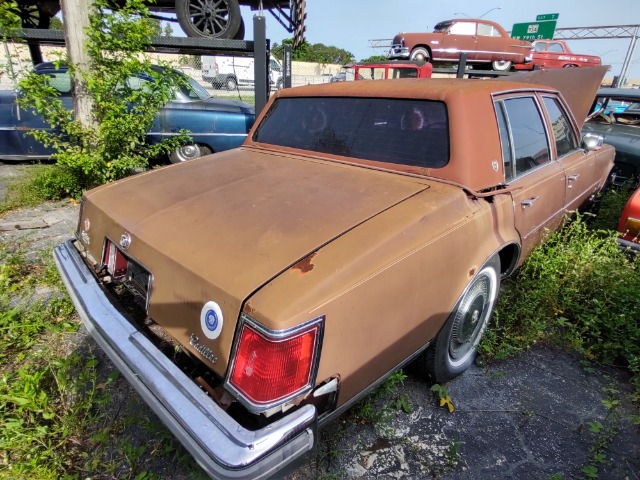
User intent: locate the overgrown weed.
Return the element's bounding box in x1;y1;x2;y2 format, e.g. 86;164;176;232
480;212;640;400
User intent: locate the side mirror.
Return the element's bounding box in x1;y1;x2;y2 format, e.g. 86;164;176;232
582;133;603;151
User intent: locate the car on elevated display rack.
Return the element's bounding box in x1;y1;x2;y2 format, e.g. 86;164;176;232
582;88;640;186
513;40;602;71
14;0;299;40
0;63;255;163
54;67;612;479
388;18;533;71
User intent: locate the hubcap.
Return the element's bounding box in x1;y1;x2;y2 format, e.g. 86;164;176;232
448;267;498;366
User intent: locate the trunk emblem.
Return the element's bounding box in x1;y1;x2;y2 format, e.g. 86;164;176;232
120;232;132;250
189;334;218;364
200;300;224;339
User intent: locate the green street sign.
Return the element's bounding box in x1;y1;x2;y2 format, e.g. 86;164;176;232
511;21;557;41
536;13;559;21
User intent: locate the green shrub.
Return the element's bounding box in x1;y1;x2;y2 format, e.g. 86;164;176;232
14;0;189;198
480;214;640;399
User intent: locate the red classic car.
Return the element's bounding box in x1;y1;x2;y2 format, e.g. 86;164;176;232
619;187;640;251
514;40;602;71
388;18;533;71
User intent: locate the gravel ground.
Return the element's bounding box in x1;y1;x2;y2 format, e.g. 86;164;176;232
1;162;638;480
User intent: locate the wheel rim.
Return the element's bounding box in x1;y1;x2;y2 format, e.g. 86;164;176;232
188;0;231;36
411;49;429;62
493;60;511;71
173;144;201;162
17;2;41;28
448;267;498;367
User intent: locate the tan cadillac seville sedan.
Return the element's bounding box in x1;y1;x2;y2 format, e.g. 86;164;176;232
55;68;613;479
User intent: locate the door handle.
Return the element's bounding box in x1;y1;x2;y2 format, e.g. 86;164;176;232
568;174;580;189
521;196;539;208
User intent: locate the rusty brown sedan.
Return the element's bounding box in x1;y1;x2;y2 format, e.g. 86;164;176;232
55;67;613;479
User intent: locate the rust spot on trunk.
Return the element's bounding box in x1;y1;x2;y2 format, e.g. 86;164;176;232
291;252;317;274
244;301;257;317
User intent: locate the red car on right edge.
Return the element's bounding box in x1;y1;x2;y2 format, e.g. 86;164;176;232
515;40;602;70
619;188;640;252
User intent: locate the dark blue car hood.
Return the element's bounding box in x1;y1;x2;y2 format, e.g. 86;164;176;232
180;97;255;115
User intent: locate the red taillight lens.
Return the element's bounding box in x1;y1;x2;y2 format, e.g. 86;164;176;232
103;240;129;278
228;316;323;408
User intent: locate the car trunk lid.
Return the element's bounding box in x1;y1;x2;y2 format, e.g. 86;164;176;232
82;147;429;372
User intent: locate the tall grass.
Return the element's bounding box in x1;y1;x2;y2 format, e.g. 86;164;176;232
480;213;640;400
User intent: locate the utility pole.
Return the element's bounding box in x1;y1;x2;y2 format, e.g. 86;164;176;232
60;0;95;127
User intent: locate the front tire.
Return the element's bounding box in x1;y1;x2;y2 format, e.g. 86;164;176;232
410;47;431;62
225;76;238;90
492;60;512;71
175;0;241;39
169;144;211;163
412;256;501;383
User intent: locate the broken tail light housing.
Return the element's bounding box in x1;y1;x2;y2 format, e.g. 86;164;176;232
226;314;324;413
103;239;129;279
101;239;152;309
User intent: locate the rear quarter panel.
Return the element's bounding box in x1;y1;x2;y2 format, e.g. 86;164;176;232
246;183;519;405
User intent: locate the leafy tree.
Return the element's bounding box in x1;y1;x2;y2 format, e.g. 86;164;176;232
273;38;354;64
50;15;63;30
0;1;21;35
360;55;388;63
14;0;188;198
162;22;174;37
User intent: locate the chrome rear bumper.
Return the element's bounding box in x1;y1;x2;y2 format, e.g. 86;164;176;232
54;239;317;480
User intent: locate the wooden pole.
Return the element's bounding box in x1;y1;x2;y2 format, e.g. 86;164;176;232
60;0;95;127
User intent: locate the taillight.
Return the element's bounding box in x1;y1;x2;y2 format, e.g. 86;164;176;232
103;239;129;278
226;314;324;411
621;216;640;240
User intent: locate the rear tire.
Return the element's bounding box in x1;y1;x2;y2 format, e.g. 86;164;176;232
175;0;241;39
412;256;501;383
492;60;512;71
225;76;238;91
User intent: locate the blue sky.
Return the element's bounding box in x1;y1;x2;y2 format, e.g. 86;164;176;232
237;0;640;84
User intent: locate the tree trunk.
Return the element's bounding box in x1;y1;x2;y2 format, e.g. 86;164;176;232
60;0;95;128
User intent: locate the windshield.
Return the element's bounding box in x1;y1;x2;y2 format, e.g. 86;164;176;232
174;76;210;101
433;21;452;33
253;97;449;169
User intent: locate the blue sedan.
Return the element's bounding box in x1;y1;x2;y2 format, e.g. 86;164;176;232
0;63;255;163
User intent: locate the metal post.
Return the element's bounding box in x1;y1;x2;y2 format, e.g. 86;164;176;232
618;26;638;87
283;44;292;88
253;15;267;115
456;53;467;78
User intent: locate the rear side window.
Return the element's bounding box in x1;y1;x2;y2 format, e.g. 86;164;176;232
253;97;449;169
498;97;550;179
39;71;72;96
543;97;578;157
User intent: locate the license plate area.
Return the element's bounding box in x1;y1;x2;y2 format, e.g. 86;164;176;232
102;239;152;309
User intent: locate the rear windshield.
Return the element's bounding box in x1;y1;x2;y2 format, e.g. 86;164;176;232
252;97;449;169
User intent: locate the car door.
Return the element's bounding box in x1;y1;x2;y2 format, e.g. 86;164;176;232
496;95;566;260
541;95;597;212
475;21;508;63
125;75;162;145
441;21;477;61
15;69;73;158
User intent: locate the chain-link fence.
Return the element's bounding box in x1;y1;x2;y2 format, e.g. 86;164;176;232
1;41;345;106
